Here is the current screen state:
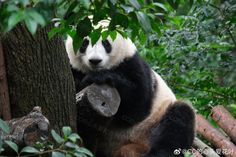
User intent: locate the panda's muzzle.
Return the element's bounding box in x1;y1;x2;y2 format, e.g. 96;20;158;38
89;59;102;65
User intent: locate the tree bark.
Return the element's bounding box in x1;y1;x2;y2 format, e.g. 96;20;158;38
0;106;49;147
1;24;76;132
211;105;236;144
0;41;11;120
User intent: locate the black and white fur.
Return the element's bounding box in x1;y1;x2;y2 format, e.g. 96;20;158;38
66;33;195;157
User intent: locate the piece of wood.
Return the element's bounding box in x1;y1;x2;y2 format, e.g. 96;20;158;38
196;114;236;157
76;84;120;117
211;105;236;144
193;137;219;157
0;41;11;120
0;106;49;147
76;84;121;152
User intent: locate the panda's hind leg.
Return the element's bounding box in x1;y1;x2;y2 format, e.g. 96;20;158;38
143;101;195;157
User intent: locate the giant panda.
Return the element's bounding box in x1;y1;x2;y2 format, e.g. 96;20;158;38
65;33;195;157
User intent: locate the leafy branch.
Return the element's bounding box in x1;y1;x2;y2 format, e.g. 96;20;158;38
208;3;236;48
0;120;93;157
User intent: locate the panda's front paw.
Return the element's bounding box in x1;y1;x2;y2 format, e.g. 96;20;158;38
92;75;115;87
81;73;115;88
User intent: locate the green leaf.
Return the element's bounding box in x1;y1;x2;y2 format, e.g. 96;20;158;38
64;1;78;19
19;0;30;7
6;5;19;12
74;152;87;157
80;0;91;9
101;30;109;40
24;17;38;34
5;140;18;154
62;126;72;137
109;0;117;5
150;19;161;35
72;35;83;53
68;133;81;143
0;139;3;154
66;154;72;157
153;2;168;12
76;17;92;38
65;142;79;149
139;30;147;45
135;11;152;33
7;11;24;32
52;151;65;157
117;30;128;39
76;147;93;157
121;4;134;13
0;119;10;133
48;27;61;39
109;30;117;41
20;146;39;153
128;0;141;10
27;10;46;26
90;29;101;46
167;0;179;10
51;130;64;144
112;13;129;28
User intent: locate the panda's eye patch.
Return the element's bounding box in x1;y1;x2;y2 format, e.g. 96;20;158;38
102;39;112;53
79;39;89;53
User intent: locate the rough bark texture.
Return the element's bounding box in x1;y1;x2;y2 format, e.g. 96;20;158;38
0;106;49;147
1;24;76;132
196;114;236;157
0;41;11;120
211;105;236;144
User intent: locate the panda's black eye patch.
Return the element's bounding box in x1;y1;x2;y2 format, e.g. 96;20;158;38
102;39;112;53
79;39;89;53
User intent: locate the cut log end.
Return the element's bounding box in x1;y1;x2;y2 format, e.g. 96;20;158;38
76;84;121;117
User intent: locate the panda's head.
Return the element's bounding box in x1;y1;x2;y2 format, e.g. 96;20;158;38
66;33;137;73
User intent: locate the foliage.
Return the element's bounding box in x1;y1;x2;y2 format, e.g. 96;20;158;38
0;0;236;156
0;0;235;124
0;0;52;34
0;121;93;157
0;119;10;154
140;0;236;116
0;0;169;51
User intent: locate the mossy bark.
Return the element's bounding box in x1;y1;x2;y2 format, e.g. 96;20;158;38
1;24;76;132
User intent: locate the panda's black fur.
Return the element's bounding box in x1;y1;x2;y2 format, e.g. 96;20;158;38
66;34;195;157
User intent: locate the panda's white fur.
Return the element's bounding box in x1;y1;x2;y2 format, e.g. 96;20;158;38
66;32;195;157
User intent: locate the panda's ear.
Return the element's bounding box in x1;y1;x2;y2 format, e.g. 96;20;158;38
79;39;89;53
102;39;112;53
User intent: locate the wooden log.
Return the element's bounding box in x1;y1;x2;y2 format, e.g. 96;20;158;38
0;41;11;120
76;83;121;132
0;106;49;147
193;137;219;157
76;84;120;117
211;105;236;144
196;114;236;157
76;84;121;152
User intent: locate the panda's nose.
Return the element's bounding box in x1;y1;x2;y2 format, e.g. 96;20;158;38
89;59;102;65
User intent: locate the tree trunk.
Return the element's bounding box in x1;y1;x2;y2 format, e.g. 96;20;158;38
1;24;76;132
0;41;11;120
